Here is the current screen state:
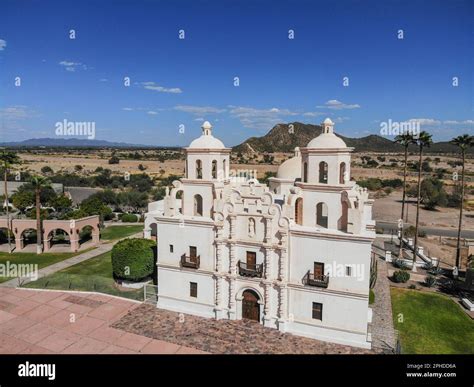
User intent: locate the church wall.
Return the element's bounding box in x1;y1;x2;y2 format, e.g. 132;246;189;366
289;233;371;294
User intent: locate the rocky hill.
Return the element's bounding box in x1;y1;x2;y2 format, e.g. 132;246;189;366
232;122;473;154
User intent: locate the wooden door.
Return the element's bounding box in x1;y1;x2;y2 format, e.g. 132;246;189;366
314;262;324;279
246;251;256;270
189;246;197;262
242;290;259;322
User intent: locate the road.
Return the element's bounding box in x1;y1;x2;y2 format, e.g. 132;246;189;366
376;221;474;239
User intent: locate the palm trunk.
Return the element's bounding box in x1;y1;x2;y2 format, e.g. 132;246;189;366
412;146;423;272
4;169;12;253
455;151;465;269
398;145;408;258
36;188;42;254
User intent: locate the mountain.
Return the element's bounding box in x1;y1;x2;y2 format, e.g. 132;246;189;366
232;122;402;154
0;138;152;148
232;122;473;154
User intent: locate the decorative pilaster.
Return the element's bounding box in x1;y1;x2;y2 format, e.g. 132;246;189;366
215;226;224;272
265;248;273;280
229;215;237;275
279;232;288;281
228;277;236;319
263;283;272;326
278;285;288;332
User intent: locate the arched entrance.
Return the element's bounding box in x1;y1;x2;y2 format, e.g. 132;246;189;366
242;289;260;322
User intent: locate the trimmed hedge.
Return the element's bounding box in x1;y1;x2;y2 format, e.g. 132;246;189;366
121;213;138;223
111;238;156;281
393;270;410;283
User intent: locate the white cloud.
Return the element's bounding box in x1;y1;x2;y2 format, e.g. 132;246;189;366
303;111;325;117
408;118;441;126
0;105;31;119
228;105;299;130
317;99;360;110
0;39;6;51
147;111;158;115
99;78;108;82
141;81;182;94
443;119;474;125
174;105;226;114
122;107;134;111
59;60;88;72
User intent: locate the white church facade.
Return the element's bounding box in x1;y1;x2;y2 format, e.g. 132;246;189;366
144;119;376;349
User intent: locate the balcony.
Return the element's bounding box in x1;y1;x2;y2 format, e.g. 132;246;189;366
303;271;329;288
238;261;263;278
180;254;200;269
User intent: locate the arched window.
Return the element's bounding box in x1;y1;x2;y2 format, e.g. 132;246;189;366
303;162;308;183
295;198;303;225
212;160;217;179
223;159;227;179
177;191;184;214
196;160;202;179
319;161;328;184
194;194;203;216
339;162;346;184
316;202;328;228
339;200;348;232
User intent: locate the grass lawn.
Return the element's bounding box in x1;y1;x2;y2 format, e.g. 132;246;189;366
0;249;92;284
391;288;474;354
24;251;143;301
100;225;143;241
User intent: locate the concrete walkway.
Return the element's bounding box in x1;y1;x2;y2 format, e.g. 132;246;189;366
0;232;142;288
370;239;398;353
0;288;206;354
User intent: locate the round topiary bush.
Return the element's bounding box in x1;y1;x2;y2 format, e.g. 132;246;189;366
111;238;156;282
393;269;410;283
121;213;138;223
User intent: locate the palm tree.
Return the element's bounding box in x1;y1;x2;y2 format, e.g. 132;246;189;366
30;176;51;255
450;134;474;270
394;133;415;259
412;131;433;272
0;150;21;253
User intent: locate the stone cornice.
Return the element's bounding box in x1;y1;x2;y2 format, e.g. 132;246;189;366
300;147;354;155
290;227;374;243
295;182;353;192
155;216;215;227
184;147;232;154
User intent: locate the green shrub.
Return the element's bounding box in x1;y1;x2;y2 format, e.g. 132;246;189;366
121;213;138;223
369;289;375;304
393;270;410;283
111;238;156;281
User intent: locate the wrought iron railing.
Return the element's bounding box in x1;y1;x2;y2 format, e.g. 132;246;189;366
180;254;200;269
238;261;263;278
303;270;329;288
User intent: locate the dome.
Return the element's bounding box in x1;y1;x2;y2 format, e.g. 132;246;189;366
277;148;302;179
323;117;334;125
188;121;226;149
307;133;347;149
189;135;225;149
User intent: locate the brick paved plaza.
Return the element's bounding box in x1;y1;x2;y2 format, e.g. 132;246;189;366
0;288;205;354
0;287;380;354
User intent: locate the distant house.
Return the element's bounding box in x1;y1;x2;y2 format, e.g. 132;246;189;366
64;187;102;206
0;181;63;197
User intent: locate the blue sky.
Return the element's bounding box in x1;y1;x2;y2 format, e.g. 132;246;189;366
0;0;472;146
